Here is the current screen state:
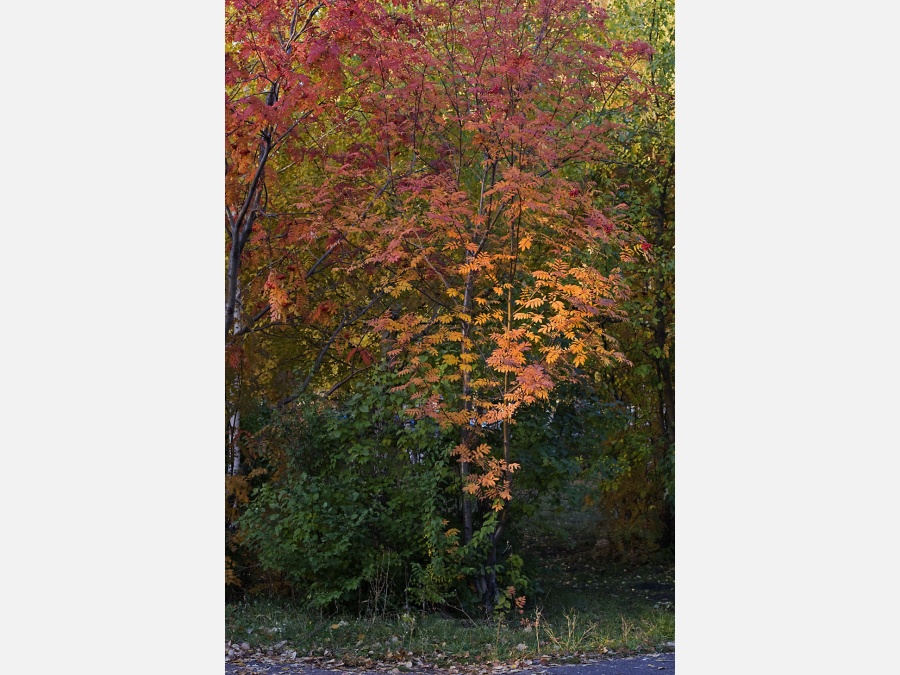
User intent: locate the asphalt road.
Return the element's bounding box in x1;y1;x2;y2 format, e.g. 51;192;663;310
547;655;674;674
225;654;675;675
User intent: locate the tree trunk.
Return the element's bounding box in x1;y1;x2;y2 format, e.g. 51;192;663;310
228;284;243;476
460;272;475;545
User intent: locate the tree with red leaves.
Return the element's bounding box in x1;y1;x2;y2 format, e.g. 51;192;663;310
337;0;652;609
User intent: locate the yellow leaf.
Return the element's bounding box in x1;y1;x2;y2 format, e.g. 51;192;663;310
518;297;544;309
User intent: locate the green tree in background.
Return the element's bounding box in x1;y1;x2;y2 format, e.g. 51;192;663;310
585;0;675;555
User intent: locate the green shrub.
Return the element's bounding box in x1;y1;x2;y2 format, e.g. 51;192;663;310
239;376;470;610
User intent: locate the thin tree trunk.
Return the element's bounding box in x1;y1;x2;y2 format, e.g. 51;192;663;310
225;135;269;340
652;149;675;546
460;273;475;545
229;409;241;476
228;283;243;476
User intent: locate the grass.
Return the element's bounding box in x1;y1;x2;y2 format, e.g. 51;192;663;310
226;492;674;667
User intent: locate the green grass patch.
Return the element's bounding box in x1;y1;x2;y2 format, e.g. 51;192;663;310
226;589;673;666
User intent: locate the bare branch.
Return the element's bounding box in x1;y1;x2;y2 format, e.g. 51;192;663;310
325;363;376;398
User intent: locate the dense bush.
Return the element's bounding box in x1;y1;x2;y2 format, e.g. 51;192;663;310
238;376;477;610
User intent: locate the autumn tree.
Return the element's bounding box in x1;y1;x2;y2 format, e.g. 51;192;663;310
225;0;397;591
225;0;398;471
331;0;652;611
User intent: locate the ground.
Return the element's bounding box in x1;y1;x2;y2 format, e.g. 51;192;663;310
225;653;675;675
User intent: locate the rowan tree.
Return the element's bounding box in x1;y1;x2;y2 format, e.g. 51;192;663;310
333;0;653;610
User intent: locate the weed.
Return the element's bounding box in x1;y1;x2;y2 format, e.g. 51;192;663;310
543;610;597;654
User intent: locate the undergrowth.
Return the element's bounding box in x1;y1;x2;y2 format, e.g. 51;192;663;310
226;493;674;665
